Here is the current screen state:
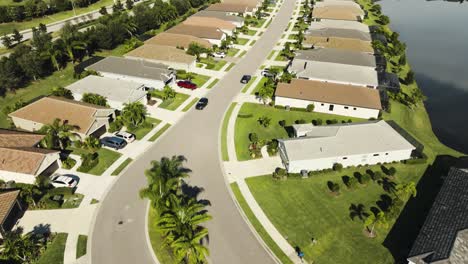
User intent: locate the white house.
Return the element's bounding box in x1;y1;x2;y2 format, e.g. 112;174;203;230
67;75;147;110
86;56;175;90
0;129;61;184
275;79;382;119
278;121;415;173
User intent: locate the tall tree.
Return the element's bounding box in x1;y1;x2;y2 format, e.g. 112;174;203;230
121;101;147;128
11;29;23;44
170;227;210;264
364;212;388;237
51;86;74;99
39;118;79;150
139;156;189;212
60;23;86;62
0;231;41;263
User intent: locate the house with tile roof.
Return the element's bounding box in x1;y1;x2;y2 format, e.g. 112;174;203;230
312;5;365;21
278;121;415;173
166;24;227;46
0;190;23;239
183;16;237;36
274;79;382;119
408;167;468;264
205;3;256;16
193;11;245;27
9;97;115;140
144;32;212;50
0;129;60;183
125;44;197;71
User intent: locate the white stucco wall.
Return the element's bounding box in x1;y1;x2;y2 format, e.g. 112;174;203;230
206;34;226;46
72;93;146;111
10;116;43;133
99;72;167;90
0;170;36;184
280;144;413;173
275;96;380;119
124;56;195;72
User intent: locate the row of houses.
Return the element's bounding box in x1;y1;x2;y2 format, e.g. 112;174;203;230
274;0;416;173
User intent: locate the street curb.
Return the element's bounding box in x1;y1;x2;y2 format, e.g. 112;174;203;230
145;202;161;264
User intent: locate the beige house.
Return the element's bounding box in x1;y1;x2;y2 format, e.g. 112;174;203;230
167;24;226;46
9;97;115;140
0;190;23;239
205;3;256;16
125;44;197;71
275;79;382;119
312;6;365;21
183;16;237;36
0;129;61;183
304;36;374;53
145;32;212;50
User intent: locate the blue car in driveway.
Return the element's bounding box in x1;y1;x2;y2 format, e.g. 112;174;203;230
100;136;127;150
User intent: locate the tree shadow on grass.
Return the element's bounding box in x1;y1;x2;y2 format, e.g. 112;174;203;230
383;155;468;263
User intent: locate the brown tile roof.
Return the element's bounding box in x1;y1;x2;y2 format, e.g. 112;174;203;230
312;6;363;21
126;44;196;64
0;190;20;224
275;79;382;110
0;129;44;148
145;32;212;49
304;36;374;53
223;0;259;8
206;3;254;13
183;16;237;31
9;96;109;134
167;24;225;40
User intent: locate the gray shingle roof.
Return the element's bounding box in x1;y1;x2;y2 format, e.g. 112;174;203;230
86;56;173;82
408;167;468;263
295;48;378;68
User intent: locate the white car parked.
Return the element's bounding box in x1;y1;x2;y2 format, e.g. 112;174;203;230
114;131;136;143
212;52;226;58
50;174;78;188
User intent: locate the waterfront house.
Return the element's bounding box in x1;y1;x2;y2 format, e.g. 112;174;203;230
86;56;175;90
308;19;370;33
67;76;148;110
278;121;415;173
9;97;115;140
275;79;382;119
125;44;197;71
312;6;365;21
407;167;468;264
0;129;60;183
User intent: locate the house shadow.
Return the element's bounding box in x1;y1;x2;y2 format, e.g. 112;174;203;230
383;155;468;263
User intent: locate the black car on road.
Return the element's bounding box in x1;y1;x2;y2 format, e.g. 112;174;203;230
196;98;208;110
240;75;252;84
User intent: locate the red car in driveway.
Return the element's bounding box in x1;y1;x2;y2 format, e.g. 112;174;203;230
177;80;197;90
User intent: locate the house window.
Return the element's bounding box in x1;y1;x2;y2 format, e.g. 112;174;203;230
321;103;324;106
329;105;334;111
385;153;389;155
342;157;348;160
344;106;349;109
373;154;379;156
353;107;357;110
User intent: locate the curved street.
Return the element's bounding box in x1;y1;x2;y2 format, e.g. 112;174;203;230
90;1;296;263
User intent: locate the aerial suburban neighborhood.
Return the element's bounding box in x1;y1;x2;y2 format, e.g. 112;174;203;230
0;0;466;263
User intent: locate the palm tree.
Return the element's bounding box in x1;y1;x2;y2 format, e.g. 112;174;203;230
364;212;388;237
121;102;147;128
158;196;212;240
349;203;369;221
46;40;66;71
170;227;210;264
39;118;79;150
139;156;189;212
0;231;40;263
60;23;86;62
395;182;417;200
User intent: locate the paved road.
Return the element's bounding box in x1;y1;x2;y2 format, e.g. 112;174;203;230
90;1;296;263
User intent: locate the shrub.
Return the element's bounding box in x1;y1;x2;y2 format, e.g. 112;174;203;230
249;133;258;143
61;157;76;170
372;171;383;181
360;173;371;185
295;119;306;124
316;118;323;125
258;116;271;127
328;181;340;193
306;104;315;112
78;152;99;173
388;167;397;176
278;120;286;127
332;163;343;172
346;177;358;189
290;107;308;112
267;140;278;154
272;167;287;180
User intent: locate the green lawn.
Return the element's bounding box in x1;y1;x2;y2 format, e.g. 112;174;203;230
158;93;190;111
0;0;115;35
246;29;257;36
241;76;257;93
36;233;68;264
267;50;276;60
274;53;288;61
182;97;199;112
221;103;236;161
0;65;76;129
250;77;268;95
94;43;129;57
227;48;240;57
235;103;362;161
191;74;210;87
236;38;249;45
225;63;235;72
127;117;161;139
111;158;133;176
148;207;177;264
249;40;257;46
76;148;122;176
231;183;294;264
149;123;171;142
207;79;219;89
76;235;88;259
198;58;227;71
238;50;247;57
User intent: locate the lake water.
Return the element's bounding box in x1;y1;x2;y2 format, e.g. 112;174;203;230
380;0;468;154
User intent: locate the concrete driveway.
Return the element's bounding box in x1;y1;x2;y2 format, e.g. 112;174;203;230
90;1;297;263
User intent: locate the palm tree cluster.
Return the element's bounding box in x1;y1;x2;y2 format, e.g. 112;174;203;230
0;228;48;264
140;156;212;264
39;118;79;150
